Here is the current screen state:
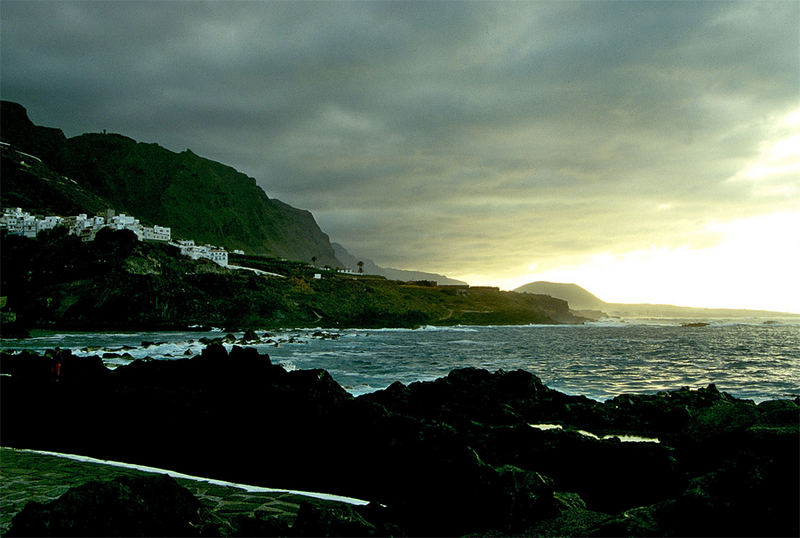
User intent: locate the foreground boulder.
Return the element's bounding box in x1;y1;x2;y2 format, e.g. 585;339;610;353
6;475;221;537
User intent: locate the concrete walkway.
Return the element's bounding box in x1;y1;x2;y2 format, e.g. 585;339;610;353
0;447;356;534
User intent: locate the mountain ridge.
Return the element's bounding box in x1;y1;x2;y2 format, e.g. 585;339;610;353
332;243;467;285
0;101;340;266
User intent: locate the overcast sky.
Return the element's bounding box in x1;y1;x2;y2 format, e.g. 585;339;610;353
2;1;799;311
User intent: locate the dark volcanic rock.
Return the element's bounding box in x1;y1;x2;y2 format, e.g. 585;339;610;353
589;449;800;537
0;349;107;382
1;349;797;536
6;474;219;537
291;501;377;537
241;329;260;342
362;367;610;434
476;424;682;514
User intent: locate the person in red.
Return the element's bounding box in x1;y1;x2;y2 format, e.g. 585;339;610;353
54;348;63;381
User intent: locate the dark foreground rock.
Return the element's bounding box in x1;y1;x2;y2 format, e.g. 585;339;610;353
5;472;387;538
1;346;797;536
7;475;219;537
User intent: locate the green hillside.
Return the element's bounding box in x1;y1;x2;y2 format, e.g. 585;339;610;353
0;141;109;218
0;230;586;331
0;101;339;266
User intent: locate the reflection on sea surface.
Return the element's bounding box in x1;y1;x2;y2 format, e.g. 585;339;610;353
2;320;799;402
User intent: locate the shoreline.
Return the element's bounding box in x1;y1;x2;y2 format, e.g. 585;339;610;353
2;323;798;403
2;447;370;505
3;313;800;339
0;447;365;537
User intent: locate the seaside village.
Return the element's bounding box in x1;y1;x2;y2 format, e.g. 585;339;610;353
0;207;236;267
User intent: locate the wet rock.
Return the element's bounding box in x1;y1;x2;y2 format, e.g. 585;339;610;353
6;475;218;537
684;394;759;439
0;350;53;379
241;329;259;342
200;342;228;360
1;351;107;383
479;424;682;515
291;501;377;537
589;449;800;537
755;398;799;426
228;345;269;364
311;331;339;340
231;513;292;537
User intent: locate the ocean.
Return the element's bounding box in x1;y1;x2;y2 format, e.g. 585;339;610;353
2;319;799;402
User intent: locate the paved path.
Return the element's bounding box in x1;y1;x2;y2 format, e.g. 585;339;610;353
0;447;344;535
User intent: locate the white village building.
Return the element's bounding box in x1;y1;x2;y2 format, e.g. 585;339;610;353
2;207;229;267
172;239;228;267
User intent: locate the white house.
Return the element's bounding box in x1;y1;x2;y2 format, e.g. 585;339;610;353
1;208;29;235
38;216;63;232
22;218;38;238
108;213;143;238
142;225;171;242
206;248;228;267
174;239;200;258
4;206;223;267
171;239;227;266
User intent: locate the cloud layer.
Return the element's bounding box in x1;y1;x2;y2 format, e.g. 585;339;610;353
2;1;798;307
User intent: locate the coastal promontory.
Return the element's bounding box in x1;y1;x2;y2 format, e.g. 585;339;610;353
0;228;585;332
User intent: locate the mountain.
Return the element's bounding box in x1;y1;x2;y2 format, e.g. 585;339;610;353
332;243;467;285
0;101;340;266
514;281;800;319
514;281;606;310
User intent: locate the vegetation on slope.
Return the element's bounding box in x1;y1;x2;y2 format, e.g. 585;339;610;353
0;143;109;218
0;231;584;332
0;101;339;266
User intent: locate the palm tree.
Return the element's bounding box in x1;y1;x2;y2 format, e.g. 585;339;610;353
357;260;364;274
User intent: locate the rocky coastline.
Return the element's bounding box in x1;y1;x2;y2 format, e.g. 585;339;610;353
1;345;797;536
1;228;587;335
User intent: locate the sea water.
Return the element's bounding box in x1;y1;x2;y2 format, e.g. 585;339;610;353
2;319;799;402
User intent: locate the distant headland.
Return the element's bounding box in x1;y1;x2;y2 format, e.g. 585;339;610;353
515;281;800;319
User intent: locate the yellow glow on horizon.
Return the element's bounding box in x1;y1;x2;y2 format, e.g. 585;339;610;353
460;211;800;314
458;110;800;314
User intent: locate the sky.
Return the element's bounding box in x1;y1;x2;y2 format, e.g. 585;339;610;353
1;0;799;313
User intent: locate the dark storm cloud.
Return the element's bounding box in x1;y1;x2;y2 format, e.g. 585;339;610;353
2;0;798;278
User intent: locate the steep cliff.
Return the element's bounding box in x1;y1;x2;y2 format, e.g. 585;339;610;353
0;101;339;266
